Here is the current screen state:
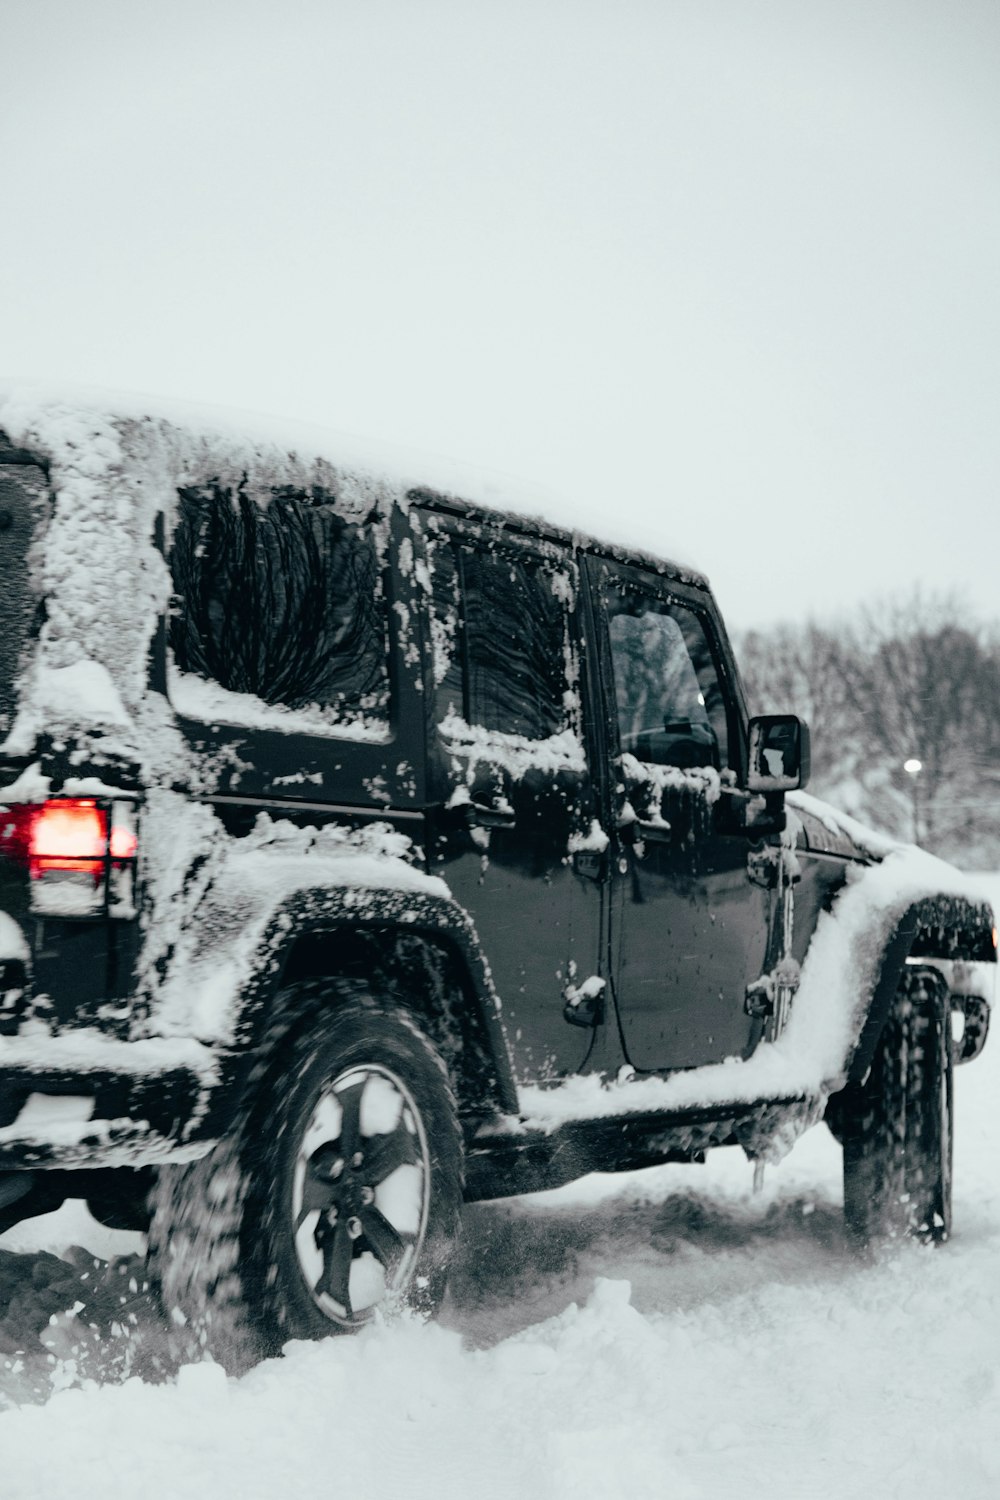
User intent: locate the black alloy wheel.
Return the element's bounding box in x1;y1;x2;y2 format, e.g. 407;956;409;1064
148;993;464;1371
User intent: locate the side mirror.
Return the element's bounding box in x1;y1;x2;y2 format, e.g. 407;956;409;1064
747;714;811;793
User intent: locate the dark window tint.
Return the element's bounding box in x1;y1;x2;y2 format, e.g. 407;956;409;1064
170;483;388;718
0;466;48;736
608;585;728;769
430;539;570;740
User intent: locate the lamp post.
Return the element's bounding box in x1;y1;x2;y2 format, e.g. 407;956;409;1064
903;758;922;843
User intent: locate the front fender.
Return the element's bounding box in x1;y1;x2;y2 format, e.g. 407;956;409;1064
847;893;996;1083
770;851;996;1108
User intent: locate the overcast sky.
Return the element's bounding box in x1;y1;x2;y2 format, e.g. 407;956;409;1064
3;0;998;629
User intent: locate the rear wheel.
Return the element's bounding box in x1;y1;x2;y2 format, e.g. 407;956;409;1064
839;965;953;1248
148;994;464;1371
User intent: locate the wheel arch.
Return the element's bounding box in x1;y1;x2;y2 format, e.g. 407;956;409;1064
226;886;518;1119
846;892;995;1085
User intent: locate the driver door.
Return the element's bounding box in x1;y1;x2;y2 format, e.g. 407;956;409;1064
592;559;775;1073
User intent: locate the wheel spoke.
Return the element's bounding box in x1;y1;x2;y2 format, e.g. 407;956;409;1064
363;1121;419;1186
295;1163;336;1231
336;1078;365;1160
316;1220;354;1316
360;1205;413;1275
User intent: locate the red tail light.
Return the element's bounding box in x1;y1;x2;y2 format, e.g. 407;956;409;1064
30;800;108;873
0;798;138;916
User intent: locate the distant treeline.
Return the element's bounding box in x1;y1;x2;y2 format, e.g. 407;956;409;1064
734;591;1000;870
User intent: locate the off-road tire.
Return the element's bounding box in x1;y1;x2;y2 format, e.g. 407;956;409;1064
839;965;953;1249
147;991;464;1373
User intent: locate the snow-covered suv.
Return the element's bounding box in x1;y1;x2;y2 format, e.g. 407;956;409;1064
0;390;994;1370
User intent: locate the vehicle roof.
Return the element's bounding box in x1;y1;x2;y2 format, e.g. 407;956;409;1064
0;382;710;594
410;486;710;593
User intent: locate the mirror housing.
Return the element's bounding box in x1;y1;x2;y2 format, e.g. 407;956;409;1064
747;714;811;794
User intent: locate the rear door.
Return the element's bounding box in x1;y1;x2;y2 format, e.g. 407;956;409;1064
589;557;775;1072
0;455;133;1023
423;518;606;1084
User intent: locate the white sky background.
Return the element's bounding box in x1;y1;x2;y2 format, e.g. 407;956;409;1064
2;0;998;630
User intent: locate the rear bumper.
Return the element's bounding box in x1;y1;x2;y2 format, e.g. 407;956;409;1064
0;1037;237;1169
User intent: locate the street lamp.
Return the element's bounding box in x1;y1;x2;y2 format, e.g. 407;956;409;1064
903;758;922;842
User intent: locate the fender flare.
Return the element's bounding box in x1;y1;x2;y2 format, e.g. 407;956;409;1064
846;892;995;1084
197;882;518;1116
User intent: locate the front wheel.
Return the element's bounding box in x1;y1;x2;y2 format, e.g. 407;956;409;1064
839;965;953;1249
148;995;464;1371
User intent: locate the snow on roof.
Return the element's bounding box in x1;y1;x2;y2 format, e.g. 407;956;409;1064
0;379;707;775
0;379;707;574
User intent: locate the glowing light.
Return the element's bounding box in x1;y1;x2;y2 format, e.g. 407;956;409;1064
903;758;922;775
0;799;139;876
30;800;106;862
110;822;139;860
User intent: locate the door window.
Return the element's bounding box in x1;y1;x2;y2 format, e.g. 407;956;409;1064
608;587;728;770
430;540;573;740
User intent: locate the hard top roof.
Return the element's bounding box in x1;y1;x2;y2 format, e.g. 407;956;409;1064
408;485;710;592
0;382;710;593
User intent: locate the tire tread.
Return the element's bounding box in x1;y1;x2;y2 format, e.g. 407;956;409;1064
148;987;464;1372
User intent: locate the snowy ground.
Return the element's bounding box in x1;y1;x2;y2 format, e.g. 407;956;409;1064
1;877;998;1500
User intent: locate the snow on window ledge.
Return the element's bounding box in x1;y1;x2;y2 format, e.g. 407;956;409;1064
167;666;390;744
439;711;586;776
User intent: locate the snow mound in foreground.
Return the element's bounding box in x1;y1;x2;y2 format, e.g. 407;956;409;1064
3;1039;1000;1500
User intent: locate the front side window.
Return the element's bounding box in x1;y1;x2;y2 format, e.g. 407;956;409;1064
608;584;728;770
169;482;389;734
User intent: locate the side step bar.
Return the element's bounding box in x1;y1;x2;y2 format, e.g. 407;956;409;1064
464;1095;807;1201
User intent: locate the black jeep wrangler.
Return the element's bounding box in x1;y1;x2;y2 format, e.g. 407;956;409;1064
0;393;993;1370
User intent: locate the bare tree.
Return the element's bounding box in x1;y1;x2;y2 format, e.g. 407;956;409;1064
734;592;1000;867
843;593;999;853
736;621;859;787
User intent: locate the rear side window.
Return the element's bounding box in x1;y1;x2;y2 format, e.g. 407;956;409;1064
169;483;389;734
431;539;571;741
0;464;48;738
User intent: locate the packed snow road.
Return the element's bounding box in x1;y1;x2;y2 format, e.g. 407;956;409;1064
1;878;997;1500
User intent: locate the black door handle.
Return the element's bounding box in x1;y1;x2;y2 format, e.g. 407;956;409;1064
465;801;516;830
572;848;606;880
